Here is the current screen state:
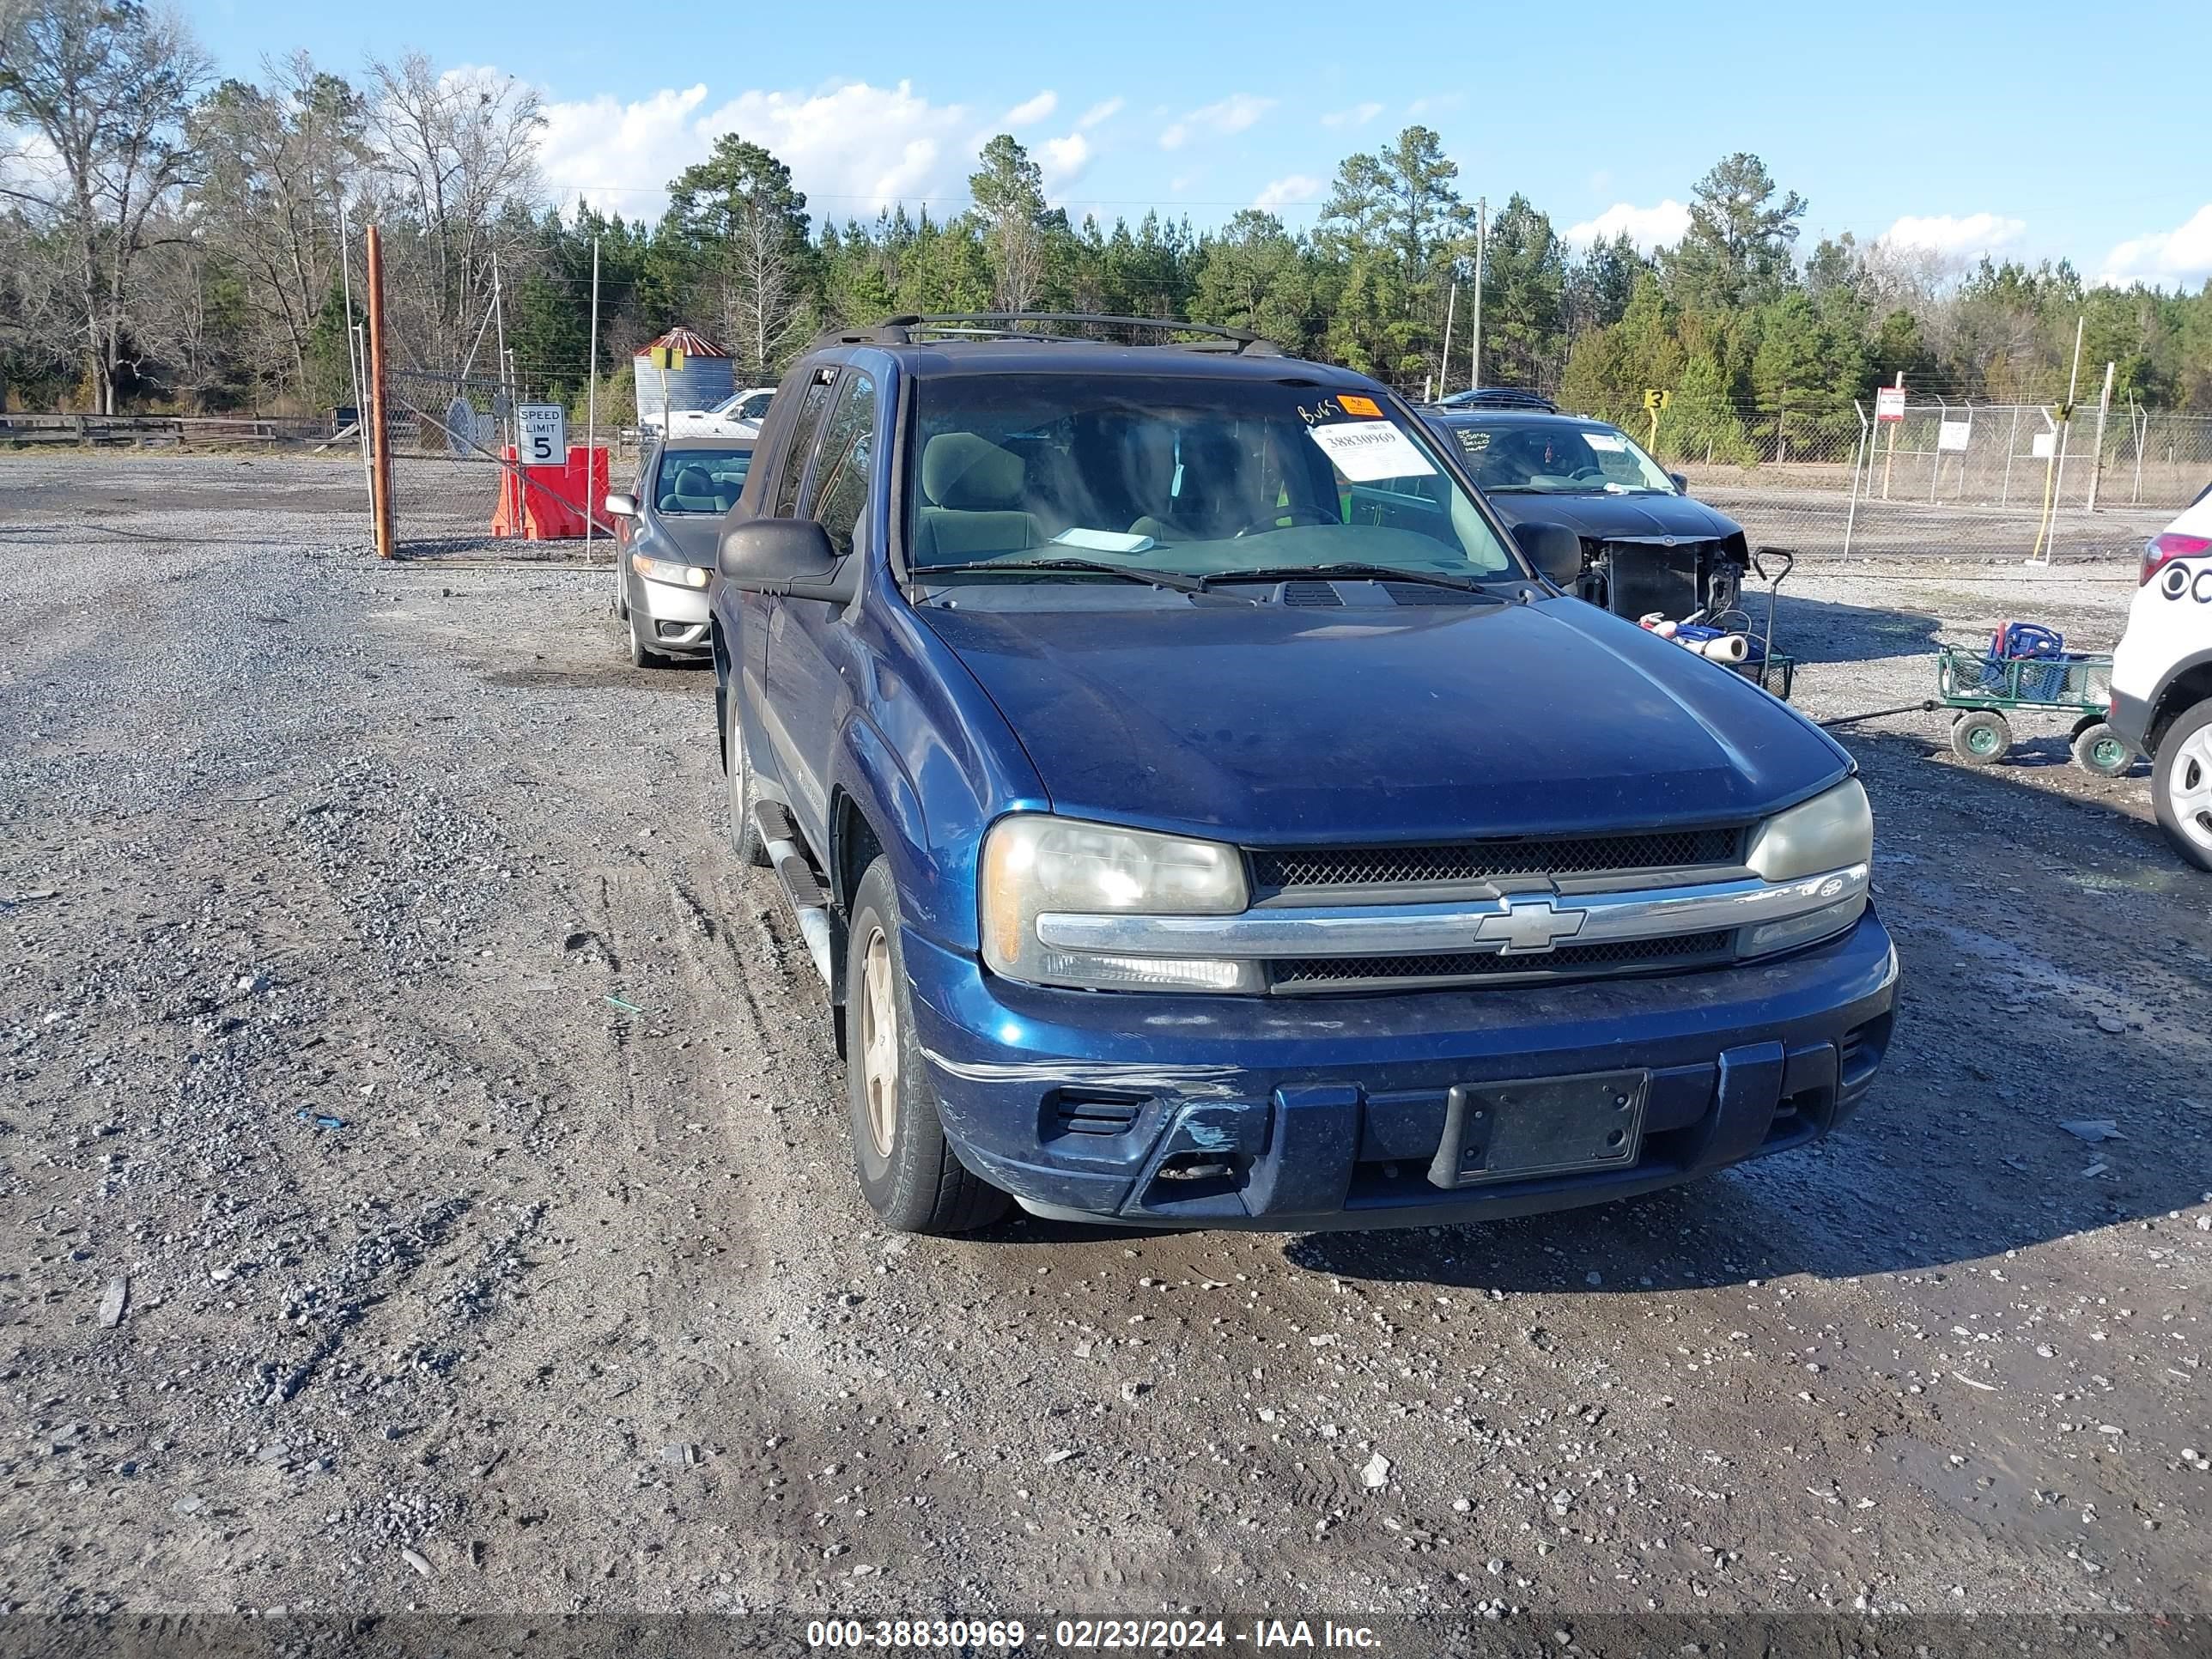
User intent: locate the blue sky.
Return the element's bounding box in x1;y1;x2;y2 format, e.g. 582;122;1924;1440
189;0;2212;285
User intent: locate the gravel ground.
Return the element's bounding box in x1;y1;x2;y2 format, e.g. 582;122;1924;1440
2;455;2209;1647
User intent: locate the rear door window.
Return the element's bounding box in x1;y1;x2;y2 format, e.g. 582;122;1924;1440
803;372;878;558
769;366;840;516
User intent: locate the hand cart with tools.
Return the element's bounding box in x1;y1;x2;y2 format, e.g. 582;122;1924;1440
1933;633;2134;775
1706;546;1797;701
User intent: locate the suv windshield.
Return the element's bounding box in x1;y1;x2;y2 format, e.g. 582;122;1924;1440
1449;421;1676;495
654;447;751;514
906;374;1518;581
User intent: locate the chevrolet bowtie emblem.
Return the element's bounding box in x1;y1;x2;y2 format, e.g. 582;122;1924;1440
1474;896;1587;955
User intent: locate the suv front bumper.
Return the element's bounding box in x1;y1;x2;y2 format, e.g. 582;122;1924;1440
901;908;1899;1231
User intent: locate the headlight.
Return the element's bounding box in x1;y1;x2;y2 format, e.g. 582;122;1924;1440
632;552;710;589
1741;778;1873;957
980;815;1256;993
1745;778;1872;881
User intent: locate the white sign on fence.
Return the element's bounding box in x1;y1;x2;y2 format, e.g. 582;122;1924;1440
518;404;567;468
1937;419;1972;453
1875;386;1906;422
2031;430;2058;459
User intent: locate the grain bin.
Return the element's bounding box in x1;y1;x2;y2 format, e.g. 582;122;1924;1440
633;327;734;431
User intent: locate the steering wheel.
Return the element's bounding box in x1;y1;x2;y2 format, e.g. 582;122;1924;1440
1566;465;1607;482
1231;506;1339;538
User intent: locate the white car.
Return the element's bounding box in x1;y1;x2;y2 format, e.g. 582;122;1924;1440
2110;483;2212;869
662;386;775;440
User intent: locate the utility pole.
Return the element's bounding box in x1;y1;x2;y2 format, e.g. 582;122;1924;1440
364;225;395;560
2050;313;2085;547
586;234;601;550
1437;282;1456;401
1468;196;1486;392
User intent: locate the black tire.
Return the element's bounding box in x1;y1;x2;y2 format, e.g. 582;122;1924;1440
2070;720;2135;779
723;696;769;867
2152;697;2212;872
628;607;666;669
844;858;1011;1234
1949;708;2012;765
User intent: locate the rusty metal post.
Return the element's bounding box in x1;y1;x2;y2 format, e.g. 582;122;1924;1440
364;224;396;559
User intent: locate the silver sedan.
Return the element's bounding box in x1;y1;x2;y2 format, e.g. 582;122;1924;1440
605;437;753;667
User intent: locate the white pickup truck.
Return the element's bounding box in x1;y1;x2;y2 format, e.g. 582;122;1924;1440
2111;483;2212;869
661;386;775;440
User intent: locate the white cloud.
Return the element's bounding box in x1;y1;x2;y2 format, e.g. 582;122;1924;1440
1078;96;1124;130
1254;173;1323;212
1565;199;1692;252
536;78;972;218
1040;132;1092;191
1159;93;1273;151
1877;212;2027;258
1003;89;1056;127
1322;101;1384;129
2099;204;2212;288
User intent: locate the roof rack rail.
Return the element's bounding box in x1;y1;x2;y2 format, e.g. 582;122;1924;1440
811;313;1283;356
1431;386;1559;413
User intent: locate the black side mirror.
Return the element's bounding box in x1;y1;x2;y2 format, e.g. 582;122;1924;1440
1668;472;1690;495
717;519;855;602
1510;520;1585;587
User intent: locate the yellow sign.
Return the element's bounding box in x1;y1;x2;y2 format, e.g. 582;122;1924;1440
1337;393;1383;418
1642;387;1670;411
647;346;687;373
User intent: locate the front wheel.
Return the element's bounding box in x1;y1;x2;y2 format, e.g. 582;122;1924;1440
723;696;769;868
2070;720;2135;779
2153;699;2212;872
628;607;668;669
844;858;1011;1235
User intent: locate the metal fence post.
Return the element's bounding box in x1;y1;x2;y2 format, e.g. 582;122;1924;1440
2087;362;2114;513
1930;395;1947;503
1844;401;1869;558
2002;404;2019;506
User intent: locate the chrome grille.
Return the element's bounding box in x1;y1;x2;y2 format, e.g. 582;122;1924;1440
1250;828;1743;891
1268;929;1734;992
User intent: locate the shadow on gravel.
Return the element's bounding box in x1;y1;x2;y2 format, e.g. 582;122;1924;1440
1283;728;2212;1294
1757;592;1943;663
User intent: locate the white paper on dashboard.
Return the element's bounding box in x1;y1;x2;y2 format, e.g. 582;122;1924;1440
1307;421;1437;483
1052;527;1158;553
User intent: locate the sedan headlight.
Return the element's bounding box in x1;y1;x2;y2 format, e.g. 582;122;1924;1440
631;552;710;589
980;815;1257;993
1745;778;1872;881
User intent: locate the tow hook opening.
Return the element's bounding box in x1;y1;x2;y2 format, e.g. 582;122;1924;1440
1147;1149;1248;1204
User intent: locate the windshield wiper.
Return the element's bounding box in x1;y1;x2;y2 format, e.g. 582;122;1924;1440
1198;562;1505;598
920;556;1210;595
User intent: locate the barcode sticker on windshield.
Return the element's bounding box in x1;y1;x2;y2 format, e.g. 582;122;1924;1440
1308;420;1437;483
1583;432;1627;451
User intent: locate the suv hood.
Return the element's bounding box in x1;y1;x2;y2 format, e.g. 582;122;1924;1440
924;596;1848;842
1482;489;1741;544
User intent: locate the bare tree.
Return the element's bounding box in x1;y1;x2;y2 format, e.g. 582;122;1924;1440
186;52;367;403
0;0;210;411
362;52;543;374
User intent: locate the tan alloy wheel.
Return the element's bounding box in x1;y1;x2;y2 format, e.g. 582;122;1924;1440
860;927;899;1159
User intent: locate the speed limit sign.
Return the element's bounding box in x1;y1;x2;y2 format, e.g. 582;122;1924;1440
517;403;567;467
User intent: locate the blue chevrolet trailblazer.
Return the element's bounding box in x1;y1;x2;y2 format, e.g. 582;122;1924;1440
705;314;1898;1235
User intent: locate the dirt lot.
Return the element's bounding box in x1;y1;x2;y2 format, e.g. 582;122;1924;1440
2;455;2208;1648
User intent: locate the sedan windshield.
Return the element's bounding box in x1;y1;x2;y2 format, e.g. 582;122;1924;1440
654;447;751;514
1449;421;1676;495
906;374;1519;581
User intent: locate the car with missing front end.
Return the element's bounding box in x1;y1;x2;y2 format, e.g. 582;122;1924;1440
606;435;754;667
708;313;1899;1234
1422;392;1752;625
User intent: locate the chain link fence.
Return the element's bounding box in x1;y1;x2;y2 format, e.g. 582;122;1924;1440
1656;398;2208;567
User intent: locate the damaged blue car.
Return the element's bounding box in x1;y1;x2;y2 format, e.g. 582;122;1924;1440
708;314;1899;1235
